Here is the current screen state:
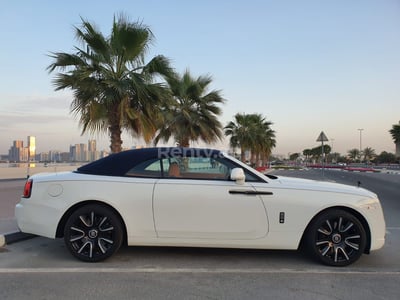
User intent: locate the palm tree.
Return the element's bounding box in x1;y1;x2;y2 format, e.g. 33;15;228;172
303;149;312;164
389;121;400;158
47;15;174;153
249;114;276;166
153;70;225;147
224;113;256;162
224;113;276;164
363;147;376;164
348;148;360;162
328;152;341;164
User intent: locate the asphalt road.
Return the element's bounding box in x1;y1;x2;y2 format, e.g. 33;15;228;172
0;179;24;234
0;169;399;300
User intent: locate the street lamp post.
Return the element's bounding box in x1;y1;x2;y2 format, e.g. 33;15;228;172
316;131;329;178
358;128;364;162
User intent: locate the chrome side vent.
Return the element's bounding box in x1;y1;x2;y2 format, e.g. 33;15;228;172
279;212;285;224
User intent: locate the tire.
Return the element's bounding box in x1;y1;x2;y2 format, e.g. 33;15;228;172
306;209;367;267
63;204;123;262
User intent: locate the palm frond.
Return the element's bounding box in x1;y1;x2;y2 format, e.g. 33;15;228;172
48;15;173;152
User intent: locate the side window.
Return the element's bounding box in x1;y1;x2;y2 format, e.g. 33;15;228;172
211;157;262;182
162;157;230;180
161;155;263;182
125;158;162;178
243;169;262;182
162;157;229;180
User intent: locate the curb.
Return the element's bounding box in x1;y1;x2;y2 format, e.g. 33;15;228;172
0;231;36;247
0;178;27;182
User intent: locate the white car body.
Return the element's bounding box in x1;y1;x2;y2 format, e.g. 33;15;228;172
15;148;386;265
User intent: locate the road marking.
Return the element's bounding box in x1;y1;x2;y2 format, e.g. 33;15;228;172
386;227;400;234
0;268;399;275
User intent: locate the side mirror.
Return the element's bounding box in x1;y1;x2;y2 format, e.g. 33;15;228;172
230;168;245;185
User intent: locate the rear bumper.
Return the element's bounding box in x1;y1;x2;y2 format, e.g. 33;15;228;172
15;200;59;239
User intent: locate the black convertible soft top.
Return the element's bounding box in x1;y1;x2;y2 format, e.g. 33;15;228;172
76;147;222;177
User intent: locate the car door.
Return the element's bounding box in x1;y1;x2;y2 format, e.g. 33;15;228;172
153;156;269;240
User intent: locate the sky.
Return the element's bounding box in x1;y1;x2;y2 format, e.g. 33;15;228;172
1;0;399;157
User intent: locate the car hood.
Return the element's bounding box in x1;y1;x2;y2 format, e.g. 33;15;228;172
271;176;377;198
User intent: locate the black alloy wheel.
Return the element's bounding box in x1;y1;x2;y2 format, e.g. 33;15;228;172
306;209;367;267
64;204;123;262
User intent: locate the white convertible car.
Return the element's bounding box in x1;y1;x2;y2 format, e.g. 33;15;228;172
16;147;386;266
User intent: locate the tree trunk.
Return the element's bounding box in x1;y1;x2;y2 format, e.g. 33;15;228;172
240;147;246;162
108;107;123;153
261;152;268;166
109;124;123;153
178;137;190;148
250;152;256;167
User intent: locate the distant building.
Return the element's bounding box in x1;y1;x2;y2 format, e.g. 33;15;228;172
49;150;62;162
7;137;36;162
38;152;49;162
70;143;88;162
69;140;103;162
6;137;107;163
21;147;29;162
88;139;96;152
69;145;76;161
88;140;99;161
100;150;109;159
60;152;70;162
0;154;9;161
38;150;64;162
27;136;36;162
8;140;25;162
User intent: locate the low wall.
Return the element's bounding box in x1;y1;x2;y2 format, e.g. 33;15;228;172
0;164;81;180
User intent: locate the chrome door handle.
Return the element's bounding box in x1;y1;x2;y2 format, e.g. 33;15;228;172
229;190;273;195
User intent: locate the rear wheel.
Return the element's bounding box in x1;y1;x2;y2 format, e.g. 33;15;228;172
64;204;123;262
306;209;367;266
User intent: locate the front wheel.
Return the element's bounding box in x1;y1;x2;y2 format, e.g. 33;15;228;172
64;204;123;262
306;209;367;266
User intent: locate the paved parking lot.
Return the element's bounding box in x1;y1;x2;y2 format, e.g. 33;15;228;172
1;169;399;299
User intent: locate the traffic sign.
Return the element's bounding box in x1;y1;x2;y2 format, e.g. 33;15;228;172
316;131;329;142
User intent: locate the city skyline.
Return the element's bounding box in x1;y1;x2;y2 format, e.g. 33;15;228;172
4;137;108;162
2;133;149;154
2;131;397;161
1;1;399;155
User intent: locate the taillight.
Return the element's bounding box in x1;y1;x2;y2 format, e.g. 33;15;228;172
23;179;33;198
